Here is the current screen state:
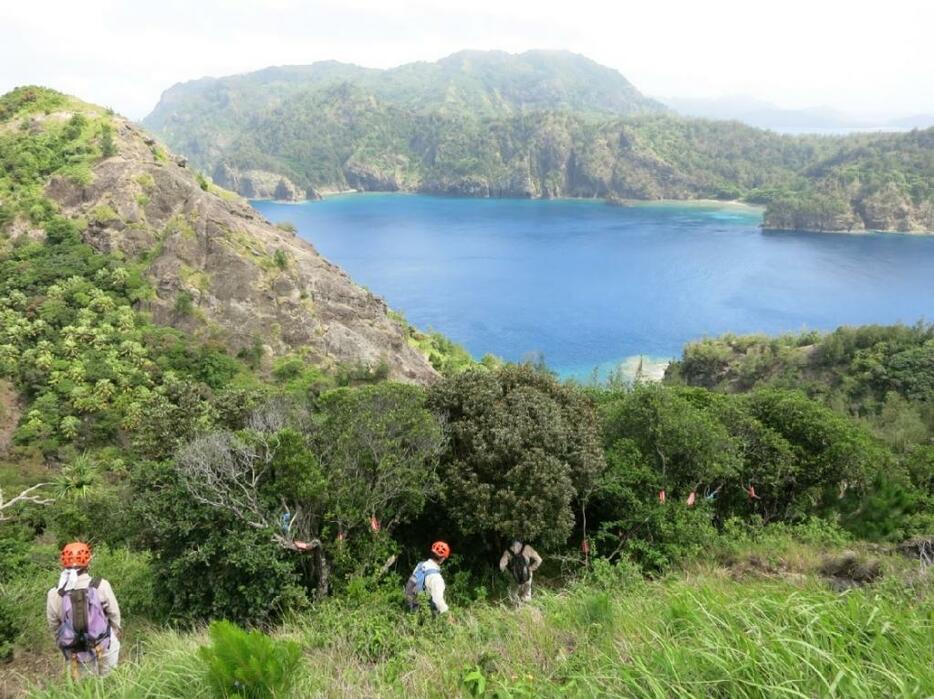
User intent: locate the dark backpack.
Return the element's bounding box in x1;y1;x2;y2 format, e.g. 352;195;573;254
509;546;531;584
56;578;111;660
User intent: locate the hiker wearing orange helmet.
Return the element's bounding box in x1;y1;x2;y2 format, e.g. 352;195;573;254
46;542;122;679
404;541;450;614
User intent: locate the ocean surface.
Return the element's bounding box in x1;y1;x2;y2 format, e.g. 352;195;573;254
251;195;934;379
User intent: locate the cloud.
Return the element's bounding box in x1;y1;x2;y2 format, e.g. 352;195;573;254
1;0;932;120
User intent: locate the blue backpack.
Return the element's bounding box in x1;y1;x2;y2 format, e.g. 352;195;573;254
404;561;440;608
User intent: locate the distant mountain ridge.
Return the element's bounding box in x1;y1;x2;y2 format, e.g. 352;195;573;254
143;50;934;234
663;95;934;134
147;50;664;121
144;50;665;183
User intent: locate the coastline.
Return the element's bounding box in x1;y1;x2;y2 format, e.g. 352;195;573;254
761;225;933;237
629;198;765;212
259;190;765;211
250;191;931;234
560;354;673;384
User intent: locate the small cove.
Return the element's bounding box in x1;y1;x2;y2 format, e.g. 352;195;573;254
252;195;934;378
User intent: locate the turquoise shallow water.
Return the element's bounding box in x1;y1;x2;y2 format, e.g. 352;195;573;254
251;195;934;378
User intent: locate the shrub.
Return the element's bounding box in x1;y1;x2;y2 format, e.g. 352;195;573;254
0;593;17;661
131;460;309;624
100;123;116;158
89;204;119;224
271;356;304;382
579;555;643;592
428;365;605;548
198;620;302;699
88;545;160;623
272;249;288;270
174;291;194;317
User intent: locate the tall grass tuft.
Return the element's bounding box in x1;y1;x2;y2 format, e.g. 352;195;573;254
198;621;301;698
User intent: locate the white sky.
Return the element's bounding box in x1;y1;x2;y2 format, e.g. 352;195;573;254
2;0;932;121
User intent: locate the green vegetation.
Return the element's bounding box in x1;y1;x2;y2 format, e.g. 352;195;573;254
429;366;604;548
20;535;934;698
0;88;106;226
5;341;932;694
667;323;934;445
143;53;933;232
272;248;288;270
762;129;934;232
1;86;931;697
198;621;302;699
99;124;116;158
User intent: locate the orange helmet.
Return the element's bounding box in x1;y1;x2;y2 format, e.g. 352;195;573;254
60;542;92;568
430;540;450;560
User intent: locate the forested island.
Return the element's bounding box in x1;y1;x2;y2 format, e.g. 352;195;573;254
144;50;934;233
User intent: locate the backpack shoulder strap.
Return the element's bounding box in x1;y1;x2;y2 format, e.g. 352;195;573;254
90;578;102;589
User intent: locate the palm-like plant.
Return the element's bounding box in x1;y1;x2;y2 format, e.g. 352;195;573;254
53;453;100;500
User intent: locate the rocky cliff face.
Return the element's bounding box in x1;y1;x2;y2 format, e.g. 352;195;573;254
212;163;319;201
762;186;934;234
44;116;437;383
762;129;934;233
0;379;21;457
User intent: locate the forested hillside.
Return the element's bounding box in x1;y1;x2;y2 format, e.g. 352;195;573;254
144;51;934;232
143;50;663;170
762;128;934;232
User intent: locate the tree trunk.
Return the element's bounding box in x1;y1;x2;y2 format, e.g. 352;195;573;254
315;546;330;598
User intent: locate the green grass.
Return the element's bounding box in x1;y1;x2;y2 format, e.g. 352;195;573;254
21;567;934;698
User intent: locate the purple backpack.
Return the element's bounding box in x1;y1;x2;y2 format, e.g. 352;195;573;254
56;578;111;661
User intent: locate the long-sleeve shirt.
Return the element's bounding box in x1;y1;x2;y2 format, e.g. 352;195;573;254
499;543;543;574
421;559;448;613
47;573;122;633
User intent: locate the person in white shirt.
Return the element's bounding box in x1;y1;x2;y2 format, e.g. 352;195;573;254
46;542;122;679
404;540;450;614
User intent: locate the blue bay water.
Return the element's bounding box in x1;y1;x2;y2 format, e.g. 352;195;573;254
251;195;934;378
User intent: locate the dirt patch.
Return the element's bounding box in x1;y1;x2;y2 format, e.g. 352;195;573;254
0;379;22;456
819;550;883;590
725;554;807;585
0;652;60;699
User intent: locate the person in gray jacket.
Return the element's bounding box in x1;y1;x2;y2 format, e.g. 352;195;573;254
499;540;542;602
46;542;122;679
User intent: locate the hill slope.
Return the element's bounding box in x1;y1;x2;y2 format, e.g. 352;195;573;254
144;50;662;141
1;86;436;383
761;128;934;232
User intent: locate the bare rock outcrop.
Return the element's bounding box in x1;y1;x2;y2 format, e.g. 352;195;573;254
0;379;21;456
46;119;436;383
212;163;319;201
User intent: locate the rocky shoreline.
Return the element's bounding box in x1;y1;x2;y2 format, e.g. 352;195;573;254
215;165;931;235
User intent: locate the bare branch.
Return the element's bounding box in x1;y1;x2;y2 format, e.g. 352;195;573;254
0;483;53;521
176;431;278;532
